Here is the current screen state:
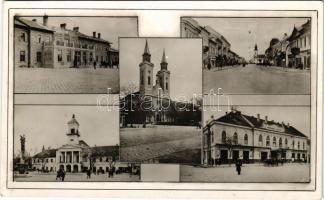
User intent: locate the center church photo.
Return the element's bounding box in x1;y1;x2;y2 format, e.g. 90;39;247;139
119;38;203;163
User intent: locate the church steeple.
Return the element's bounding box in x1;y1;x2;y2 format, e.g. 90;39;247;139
142;39;151;62
160;49;168;70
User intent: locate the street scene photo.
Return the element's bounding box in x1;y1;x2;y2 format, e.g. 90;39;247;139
14;105;140;182
181;17;311;94
119;38;202;164
14;16;138;93
181;105;310;182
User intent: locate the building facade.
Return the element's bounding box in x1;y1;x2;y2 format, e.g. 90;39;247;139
14;16;119;69
202;110;309;166
120;40;201;127
181;18;242;69
263;20;311;69
32;114;120;173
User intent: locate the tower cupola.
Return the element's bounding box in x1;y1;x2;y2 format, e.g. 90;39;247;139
142;39;151;62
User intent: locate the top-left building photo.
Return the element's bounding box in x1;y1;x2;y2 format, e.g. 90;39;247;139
14;16;138;94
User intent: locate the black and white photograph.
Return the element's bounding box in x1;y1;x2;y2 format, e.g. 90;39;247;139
13;105;140;182
14;16;138;94
181;17;311;94
119;38;203;164
181;105;311;183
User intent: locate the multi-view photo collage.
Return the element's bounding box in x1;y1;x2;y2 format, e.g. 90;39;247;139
13;14;312;183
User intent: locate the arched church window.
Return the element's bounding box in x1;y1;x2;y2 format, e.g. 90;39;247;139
166;82;168;90
140;71;144;85
285;138;288;147
71;128;75;134
279;138;282;147
148;76;151;85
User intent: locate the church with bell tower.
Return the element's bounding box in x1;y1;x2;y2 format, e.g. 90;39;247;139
139;40;171;98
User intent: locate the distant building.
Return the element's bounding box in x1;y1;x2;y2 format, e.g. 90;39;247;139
202;109;309;165
32;114;121;173
14;16;119;69
120;40;201;126
252;44;265;64
181;18;242;69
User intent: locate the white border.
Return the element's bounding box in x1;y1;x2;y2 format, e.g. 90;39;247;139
1;1;322;199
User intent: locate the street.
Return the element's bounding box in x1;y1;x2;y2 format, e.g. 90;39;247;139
203;64;310;94
14;171;140;182
120;126;201;162
181;163;310;182
15;68;119;93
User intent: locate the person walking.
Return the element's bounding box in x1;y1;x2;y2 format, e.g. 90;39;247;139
86;169;91;179
93;61;97;70
236;159;242;175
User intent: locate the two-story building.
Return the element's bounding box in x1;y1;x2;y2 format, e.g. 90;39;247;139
202;109;309;166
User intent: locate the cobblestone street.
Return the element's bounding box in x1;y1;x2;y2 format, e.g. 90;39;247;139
14;171;140;182
15;68;119;93
181;163;310;182
204;64;310;94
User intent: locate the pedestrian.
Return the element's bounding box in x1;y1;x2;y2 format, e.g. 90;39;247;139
93;61;97;69
86;169;91;179
56;168;61;181
235;159;242;175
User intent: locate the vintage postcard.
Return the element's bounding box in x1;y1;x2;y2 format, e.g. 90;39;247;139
1;1;322;199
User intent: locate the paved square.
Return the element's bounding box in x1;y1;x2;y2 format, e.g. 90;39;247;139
204;64;310;94
120;126;201;162
15;68;119;93
14;171;140;182
181;163;310;182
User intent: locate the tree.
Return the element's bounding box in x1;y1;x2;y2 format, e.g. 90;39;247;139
120;83;138;98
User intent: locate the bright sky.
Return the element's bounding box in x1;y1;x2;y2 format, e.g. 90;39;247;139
193;18;310;60
14;106;119;156
25;16;138;49
120;38;202;100
203;106;311;137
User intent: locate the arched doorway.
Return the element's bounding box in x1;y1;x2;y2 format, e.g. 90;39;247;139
66;165;71;172
73;165;78;173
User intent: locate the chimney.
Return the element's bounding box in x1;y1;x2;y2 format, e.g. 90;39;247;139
257;114;260;122
265;116;268;123
43;15;48;26
60;23;66;30
98;33;101;39
32;19;37;22
93;31;96;38
73;27;79;32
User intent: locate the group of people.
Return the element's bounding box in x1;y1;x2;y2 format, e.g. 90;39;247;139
86;166;116;179
56;168;66;181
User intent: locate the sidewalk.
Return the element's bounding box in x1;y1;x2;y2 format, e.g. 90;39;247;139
259;65;310;73
205;65;241;72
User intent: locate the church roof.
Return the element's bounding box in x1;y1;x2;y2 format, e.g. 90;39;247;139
33;149;57;158
161;49;167;63
67;114;79;125
209;110;307;138
144;39;150;55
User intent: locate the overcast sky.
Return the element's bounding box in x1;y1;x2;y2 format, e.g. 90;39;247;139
203;106;311;137
120;38;202;100
193;18;310;60
25;16;138;49
14;106;119;156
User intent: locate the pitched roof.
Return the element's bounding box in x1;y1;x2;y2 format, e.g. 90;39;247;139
67;114;79;125
91;145;119;157
76;31;111;44
212;110;307;138
33;149;57;158
15;17;54;33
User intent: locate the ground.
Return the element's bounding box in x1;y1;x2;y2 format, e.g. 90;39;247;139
120;125;201;162
204;64;310;94
14;171;140;182
181;163;310;182
15;68;119;93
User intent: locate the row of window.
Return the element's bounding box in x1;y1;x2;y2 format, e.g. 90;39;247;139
210;130;307;150
34;158;54;163
19;32;51;44
19;51;42;63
